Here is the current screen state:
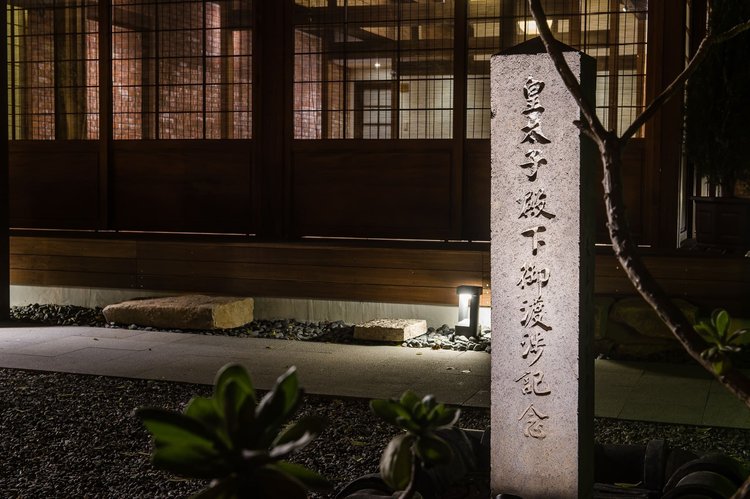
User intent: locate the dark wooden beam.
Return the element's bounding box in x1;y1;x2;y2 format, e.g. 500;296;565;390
255;0;288;238
111;6;154;31
644;0;686;248
1;0;10;319
99;0;112;229
453;0;467;239
53;5;88;140
219;5;235;140
329;39;451;53
7;236;749;314
294;3;449;24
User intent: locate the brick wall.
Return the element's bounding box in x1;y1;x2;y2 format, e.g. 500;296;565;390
294;30;322;139
112;25;144;139
24;10;55;140
86;19;100;139
19;7;99;140
156;2;204;139
327;61;344;139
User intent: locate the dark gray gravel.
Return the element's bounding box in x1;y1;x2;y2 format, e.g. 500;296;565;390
1;368;748;498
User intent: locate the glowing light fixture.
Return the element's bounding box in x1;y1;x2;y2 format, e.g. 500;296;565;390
517;19;553;35
374;62;381;68
455;285;483;338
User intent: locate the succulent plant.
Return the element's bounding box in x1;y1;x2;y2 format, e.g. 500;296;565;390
370;390;462;499
694;309;748;375
136;364;330;499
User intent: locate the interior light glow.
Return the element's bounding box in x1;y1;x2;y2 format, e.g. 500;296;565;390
517;19;553;35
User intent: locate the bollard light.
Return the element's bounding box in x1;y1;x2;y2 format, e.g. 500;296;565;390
455;285;483;337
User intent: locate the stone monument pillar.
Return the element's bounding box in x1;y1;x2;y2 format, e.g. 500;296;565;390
490;38;595;499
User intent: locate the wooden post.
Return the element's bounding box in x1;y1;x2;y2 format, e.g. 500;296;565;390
54;2;88;139
255;0;288;238
99;0;112;228
644;0;687;248
1;0;10;320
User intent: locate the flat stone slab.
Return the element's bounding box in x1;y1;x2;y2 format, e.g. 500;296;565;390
102;295;254;330
353;319;427;342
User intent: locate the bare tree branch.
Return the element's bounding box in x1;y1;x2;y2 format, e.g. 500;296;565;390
596;140;750;408
732;478;750;499
620;18;750;146
528;0;607;140
526;0;750;407
526;0;750;493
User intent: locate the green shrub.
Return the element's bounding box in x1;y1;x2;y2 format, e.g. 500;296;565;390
370;391;464;499
695;309;748;375
136;364;331;499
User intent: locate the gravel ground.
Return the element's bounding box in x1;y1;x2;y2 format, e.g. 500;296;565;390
1;368;748;499
4;304;750;497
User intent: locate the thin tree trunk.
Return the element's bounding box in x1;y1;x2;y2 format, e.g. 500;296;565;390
524;0;750;496
598;137;750;409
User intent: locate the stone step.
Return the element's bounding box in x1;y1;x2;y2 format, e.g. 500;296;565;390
102;295;254;330
353;319;427;342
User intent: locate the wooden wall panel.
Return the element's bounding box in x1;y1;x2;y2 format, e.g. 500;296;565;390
463;141;491;241
10;237;137;290
9;142;100;229
11;237;136;258
10;269;136;290
0;2;8;319
112;141;253;233
137;259;481;289
599;140;646;243
8;236;748;314
136;275;463;306
291;141;453;239
137;241;483;271
594;254;749;314
135;239;485;305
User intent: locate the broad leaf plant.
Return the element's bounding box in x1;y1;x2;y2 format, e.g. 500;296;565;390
137;364;330;499
695;309;748;375
370;390;463;499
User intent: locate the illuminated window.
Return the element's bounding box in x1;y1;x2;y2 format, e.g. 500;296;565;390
7;0;99;140
467;0;648;138
294;0;455;139
111;0;253;139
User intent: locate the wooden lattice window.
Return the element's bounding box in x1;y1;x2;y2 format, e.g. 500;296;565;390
111;0;253;139
467;0;648;139
7;0;100;140
293;0;455;139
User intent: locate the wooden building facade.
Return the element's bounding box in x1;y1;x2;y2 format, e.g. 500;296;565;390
2;0;747;315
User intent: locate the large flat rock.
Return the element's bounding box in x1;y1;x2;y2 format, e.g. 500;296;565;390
353;319;427;342
103;295;254;330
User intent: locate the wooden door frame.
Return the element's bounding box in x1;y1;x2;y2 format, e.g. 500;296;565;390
352;80;397;139
1;0;10;319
